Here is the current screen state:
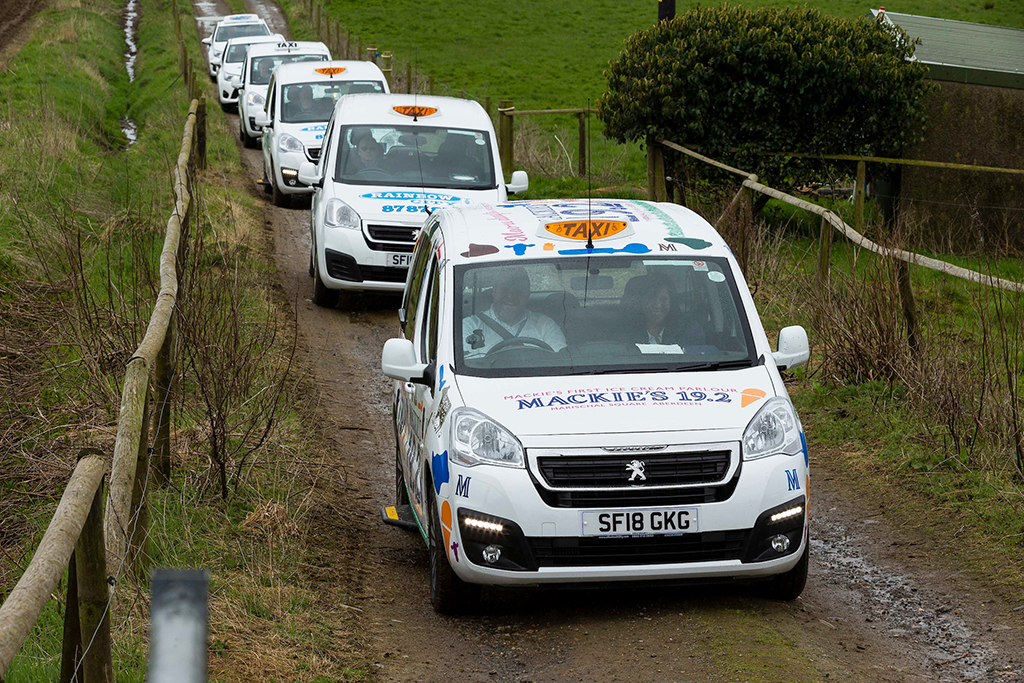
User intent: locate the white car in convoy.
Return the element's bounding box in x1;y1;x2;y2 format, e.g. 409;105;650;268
255;60;390;207
235;41;331;148
216;34;284;108
202;14;270;79
380;199;811;613
298;94;529;307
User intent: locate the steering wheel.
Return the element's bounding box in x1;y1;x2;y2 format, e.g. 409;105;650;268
353;167;389;179
485;337;555;355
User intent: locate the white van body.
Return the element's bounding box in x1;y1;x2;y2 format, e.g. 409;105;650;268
257;61;390;207
203;14;269;78
380;199;811;613
216;34;285;106
300;94;529;305
235;41;331;148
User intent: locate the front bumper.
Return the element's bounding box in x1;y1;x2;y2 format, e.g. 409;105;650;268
317;220;415;293
440;450;808;586
274;151;314;195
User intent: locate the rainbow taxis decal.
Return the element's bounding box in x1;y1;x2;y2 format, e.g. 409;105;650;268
393;105;438;118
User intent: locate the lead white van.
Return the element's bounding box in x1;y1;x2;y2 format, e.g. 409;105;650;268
256;61;390;207
298;94;529;307
203;14;269;78
380;199;811;613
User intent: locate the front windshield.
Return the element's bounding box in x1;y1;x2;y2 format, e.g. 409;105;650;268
335;124;496;190
248;53;327;85
280;81;384;123
454;256;756;378
225;43;254;63
214;24;269;43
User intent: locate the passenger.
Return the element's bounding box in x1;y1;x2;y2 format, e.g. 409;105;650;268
624;274;706;347
463;267;567;358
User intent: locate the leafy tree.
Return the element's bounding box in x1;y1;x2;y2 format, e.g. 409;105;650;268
599;5;933;187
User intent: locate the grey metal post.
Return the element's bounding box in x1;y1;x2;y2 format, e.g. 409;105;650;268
147;570;208;683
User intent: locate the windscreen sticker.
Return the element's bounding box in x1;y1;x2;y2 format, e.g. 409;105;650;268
360;191;471;207
507;386;748;411
461;244;499;258
690;261;708;272
708;271;726;283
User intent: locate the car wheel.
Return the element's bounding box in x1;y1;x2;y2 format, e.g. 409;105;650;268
272;169;290;208
262;163;273;195
757;541;808;601
427;484;480;614
308;241;315;278
311;252;339;308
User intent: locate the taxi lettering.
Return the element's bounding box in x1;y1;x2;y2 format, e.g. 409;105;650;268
545;220;628;241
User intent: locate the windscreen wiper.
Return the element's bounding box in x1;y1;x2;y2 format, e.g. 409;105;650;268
587;358;758;375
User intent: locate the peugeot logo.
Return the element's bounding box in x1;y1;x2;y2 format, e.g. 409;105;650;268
626;460;646;482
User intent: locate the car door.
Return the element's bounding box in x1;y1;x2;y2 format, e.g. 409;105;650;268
261;75;276;175
409;253;442;520
310;116;335;254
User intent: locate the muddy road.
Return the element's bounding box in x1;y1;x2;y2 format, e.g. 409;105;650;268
190;2;1024;680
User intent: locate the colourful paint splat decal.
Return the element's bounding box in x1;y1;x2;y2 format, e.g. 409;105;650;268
450;541;460;562
666;237;714;250
558;243;651;256
432;450;449;495
741;388;767;408
461;244;499;258
504;243;535;256
440;500;453;552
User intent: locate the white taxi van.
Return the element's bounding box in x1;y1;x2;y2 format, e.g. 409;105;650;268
203;14;270;79
216;34;284;108
256;61;390;207
235;41;331;148
298;94;529;307
380;199;811;613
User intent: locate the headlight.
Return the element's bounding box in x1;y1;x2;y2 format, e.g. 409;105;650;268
742;397;803;461
278;133;304;154
323;198;360;230
450;408;524;468
246;91;265;107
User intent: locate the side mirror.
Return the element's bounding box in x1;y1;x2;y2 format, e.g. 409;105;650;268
254;111;271;128
298;161;322;188
772;326;809;370
382;338;428;383
506;170;529;195
202;37;212;46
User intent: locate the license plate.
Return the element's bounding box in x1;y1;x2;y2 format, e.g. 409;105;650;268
389;253;412;267
581;507;698;537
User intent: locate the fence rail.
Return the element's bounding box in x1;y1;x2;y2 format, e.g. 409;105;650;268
0;94;203;680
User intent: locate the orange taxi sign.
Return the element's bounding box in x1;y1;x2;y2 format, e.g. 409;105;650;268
393;105;438;118
315;67;346;75
544;220;629;241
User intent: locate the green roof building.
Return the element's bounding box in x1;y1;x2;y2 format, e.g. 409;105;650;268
872;9;1024;249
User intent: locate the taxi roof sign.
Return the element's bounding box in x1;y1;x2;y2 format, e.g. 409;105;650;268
544;220;629;241
226;14;259;20
393;105;438;118
315;67;346;76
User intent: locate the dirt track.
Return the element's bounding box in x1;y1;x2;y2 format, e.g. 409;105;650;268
0;0;46;71
191;2;1024;680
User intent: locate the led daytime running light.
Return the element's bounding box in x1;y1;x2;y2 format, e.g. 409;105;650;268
463;518;503;533
770;505;803;523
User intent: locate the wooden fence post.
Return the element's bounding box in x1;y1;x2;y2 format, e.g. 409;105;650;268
77;478;113;683
739;181;754;274
428;74;434;95
366;44;376;62
59;552;81;683
647;139;667;201
817;214;832;288
346;29;352;59
897;261;921;356
381;51;393;88
315;3;321;40
357;37;362;62
498;100;514;179
577;113;586;177
196;96;207;171
855;159;866;235
485;96;492;122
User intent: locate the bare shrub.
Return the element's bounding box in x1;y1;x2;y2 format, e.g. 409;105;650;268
176;192;297;500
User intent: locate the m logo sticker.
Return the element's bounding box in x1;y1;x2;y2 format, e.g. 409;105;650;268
455;474;471;498
786;469;801;491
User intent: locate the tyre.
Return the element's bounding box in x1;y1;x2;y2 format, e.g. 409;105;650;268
427;485;480;614
261;164;273;195
240;121;258;149
311;253;339;308
758;542;808;601
272;171;290;208
308;242;315;277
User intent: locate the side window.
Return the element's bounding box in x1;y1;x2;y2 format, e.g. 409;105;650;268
416;261;438;362
402;235;434;340
319;119;335;172
425;265;441;363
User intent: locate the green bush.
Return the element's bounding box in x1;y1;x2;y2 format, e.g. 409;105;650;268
598;5;934;186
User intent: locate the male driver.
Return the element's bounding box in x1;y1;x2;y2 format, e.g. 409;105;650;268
462;267;566;358
284;84;317;119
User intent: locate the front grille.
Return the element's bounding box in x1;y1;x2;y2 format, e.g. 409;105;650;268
368;224;417;242
537;450;731;488
305;147;321;162
529;530;749;567
532;474;739;508
360;266;408;283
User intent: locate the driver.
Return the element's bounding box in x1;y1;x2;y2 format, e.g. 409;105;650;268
462;266;566;359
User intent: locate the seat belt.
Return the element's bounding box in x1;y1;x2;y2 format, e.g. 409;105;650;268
476;312;515;340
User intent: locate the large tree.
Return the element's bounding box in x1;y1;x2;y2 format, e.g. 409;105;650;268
599;5;933;186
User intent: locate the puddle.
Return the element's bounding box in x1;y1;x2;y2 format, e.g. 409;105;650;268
811;517;1019;681
122;0;137;146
